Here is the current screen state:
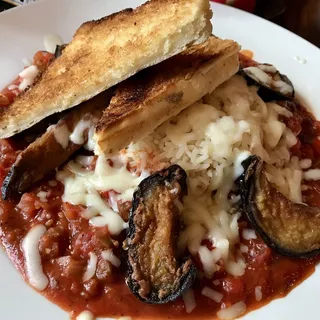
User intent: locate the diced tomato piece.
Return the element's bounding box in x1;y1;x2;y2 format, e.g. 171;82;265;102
1;88;18;104
0;93;10;107
302;181;320;207
239;52;257;68
285;117;302;136
72;226;111;259
303;188;320;207
221;276;245;303
17;193;38;220
0;139;15;154
33;51;54;70
240;49;254;60
100;189;119;201
247;239;272;267
63;202;84;220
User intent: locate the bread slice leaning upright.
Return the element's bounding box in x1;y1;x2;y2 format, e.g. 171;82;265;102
94;36;241;157
0;0;212;139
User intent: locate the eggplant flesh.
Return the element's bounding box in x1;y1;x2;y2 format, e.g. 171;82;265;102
126;165;196;304
239;156;320;258
241;63;294;101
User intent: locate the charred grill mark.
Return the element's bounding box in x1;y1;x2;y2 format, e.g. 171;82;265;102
166;92;183;104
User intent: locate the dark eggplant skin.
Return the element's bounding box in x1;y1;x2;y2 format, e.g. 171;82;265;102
126;164;197;304
240;63;294;102
238;156;320;258
54;44;67;58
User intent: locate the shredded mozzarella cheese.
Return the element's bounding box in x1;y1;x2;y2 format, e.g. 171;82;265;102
255;286;262;301
37;191;48;203
76;311;95;320
202;286;223;303
70;119;92;145
53;124;70;149
304;169;320;181
43;34;63;54
22;225;49;291
217;301;247;320
57;155;144;234
183;289;196;314
242;229;257;240
299;159;312;170
18;65;39;91
83;252;98;282
101;249;121;267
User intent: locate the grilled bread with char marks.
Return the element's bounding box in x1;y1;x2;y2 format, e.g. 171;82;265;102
94;36;240;156
0;0;212;139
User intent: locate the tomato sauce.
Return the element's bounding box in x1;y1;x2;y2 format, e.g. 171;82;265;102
0;51;54;107
0;54;320;320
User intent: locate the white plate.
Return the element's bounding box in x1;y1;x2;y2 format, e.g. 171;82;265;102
1;1;320;319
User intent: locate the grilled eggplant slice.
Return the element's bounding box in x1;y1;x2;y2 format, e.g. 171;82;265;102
2;90;112;199
239;156;320;258
241;63;294;101
126;165;196;304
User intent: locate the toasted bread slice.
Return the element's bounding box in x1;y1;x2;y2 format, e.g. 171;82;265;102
2;90;112;199
0;0;212;139
94;36;240;156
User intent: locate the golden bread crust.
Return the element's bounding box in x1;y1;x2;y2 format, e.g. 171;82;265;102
0;0;212;138
94;36;241;156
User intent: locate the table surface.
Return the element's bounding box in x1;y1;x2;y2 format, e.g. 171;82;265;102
0;0;319;48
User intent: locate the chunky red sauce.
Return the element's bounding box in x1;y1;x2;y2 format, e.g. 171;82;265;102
1;54;320;320
0;51;54;107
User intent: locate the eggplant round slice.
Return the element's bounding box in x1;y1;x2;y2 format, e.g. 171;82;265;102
241;64;294;101
126;164;196;304
238;156;320;258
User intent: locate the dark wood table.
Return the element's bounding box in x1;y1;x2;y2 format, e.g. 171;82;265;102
257;0;320;48
0;0;319;48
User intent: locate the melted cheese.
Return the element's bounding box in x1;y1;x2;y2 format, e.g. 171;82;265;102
22;224;49;291
84;126;96;151
255;286;262;302
182;289;196;313
244;66;293;95
217;301;246;320
43;34;63;54
76;311;95;320
70;119;92;145
36;191;48;202
53;124;70;149
83;252;98;282
304;169;320;181
18;65;39;91
201;286;223;303
101;249;121;267
57;155;143;234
